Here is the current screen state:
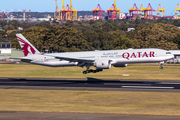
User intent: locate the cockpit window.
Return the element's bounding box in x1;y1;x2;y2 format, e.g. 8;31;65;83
166;52;171;54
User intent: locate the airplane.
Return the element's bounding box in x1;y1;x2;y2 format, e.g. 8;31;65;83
16;33;174;74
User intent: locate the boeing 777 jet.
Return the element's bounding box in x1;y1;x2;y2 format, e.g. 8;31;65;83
16;34;174;74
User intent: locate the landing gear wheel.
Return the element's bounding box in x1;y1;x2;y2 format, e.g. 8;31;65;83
159;63;163;69
95;69;103;72
87;69;93;73
83;71;87;74
82;69;103;74
159;66;163;69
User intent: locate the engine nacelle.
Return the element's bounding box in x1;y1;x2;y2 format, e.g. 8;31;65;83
113;64;127;67
94;60;111;69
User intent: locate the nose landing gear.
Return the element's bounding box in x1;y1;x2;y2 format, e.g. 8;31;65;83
159;63;163;69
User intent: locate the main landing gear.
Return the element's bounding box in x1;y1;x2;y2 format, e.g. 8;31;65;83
159;63;163;69
83;69;103;74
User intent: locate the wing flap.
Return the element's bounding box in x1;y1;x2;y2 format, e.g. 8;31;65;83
55;56;95;62
45;55;95;63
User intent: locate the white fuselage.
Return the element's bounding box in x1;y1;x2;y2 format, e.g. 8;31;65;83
29;48;174;67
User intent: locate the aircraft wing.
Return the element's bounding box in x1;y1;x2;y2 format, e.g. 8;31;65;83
45;55;95;63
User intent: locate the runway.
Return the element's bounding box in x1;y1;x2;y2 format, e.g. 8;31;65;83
1;77;180;92
1;111;180;120
1;78;180;120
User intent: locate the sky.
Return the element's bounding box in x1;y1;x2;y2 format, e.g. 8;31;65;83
1;0;180;16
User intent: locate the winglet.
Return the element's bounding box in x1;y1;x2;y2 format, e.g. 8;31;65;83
16;34;40;56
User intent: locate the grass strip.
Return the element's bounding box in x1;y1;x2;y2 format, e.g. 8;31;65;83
0;89;180;116
0;64;180;80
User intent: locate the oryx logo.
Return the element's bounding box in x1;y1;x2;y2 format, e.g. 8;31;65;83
17;37;36;56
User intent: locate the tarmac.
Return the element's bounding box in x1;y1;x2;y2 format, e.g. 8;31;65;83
1;111;180;120
1;77;180;92
1;77;180;120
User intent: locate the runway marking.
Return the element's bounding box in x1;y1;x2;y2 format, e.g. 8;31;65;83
0;82;27;83
122;86;174;89
104;83;151;86
160;82;180;85
122;74;129;76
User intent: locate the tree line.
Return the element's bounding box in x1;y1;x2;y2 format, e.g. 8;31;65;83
1;19;180;52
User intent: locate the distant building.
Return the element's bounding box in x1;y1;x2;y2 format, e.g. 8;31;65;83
0;27;5;31
127;28;135;32
38;18;54;21
120;13;126;19
38;15;54;21
167;50;180;63
0;42;12;48
84;15;93;21
0;42;25;60
0;48;24;60
0;42;12;60
170;50;180;60
18;27;23;30
78;16;84;21
6;30;16;34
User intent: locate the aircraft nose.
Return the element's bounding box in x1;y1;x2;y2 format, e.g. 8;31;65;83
170;54;174;59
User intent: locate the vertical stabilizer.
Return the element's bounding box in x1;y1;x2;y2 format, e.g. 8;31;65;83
16;34;40;56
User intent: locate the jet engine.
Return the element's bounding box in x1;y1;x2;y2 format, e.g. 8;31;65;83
94;60;111;69
113;64;127;67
